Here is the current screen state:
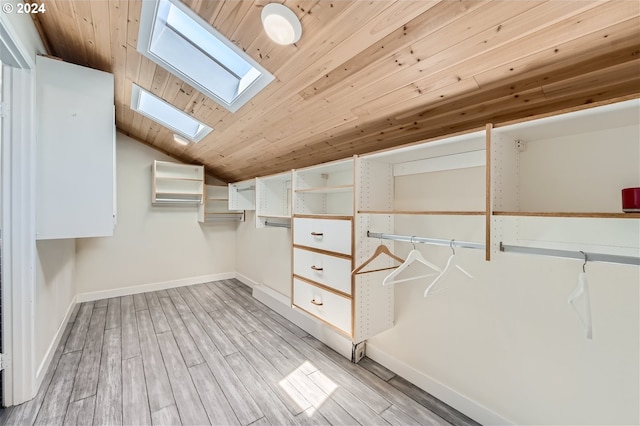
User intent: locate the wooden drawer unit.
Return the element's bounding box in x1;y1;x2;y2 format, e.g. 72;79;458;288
293;247;352;295
293;278;352;336
293;216;352;255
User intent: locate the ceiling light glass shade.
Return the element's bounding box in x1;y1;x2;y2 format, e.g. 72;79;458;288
261;3;302;45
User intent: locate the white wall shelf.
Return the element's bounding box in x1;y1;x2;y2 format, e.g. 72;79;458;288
256;171;292;228
152;160;204;205
199;185;244;223
229;179;256;211
293;158;355;216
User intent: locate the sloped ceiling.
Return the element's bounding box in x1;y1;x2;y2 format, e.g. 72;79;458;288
33;0;640;182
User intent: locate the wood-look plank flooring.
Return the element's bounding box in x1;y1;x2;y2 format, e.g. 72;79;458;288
5;279;478;426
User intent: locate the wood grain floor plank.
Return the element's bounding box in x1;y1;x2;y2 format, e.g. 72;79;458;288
381;403;431;426
309;369;389;425
70;307;107;402
150;405;181;426
181;312;262;425
216;303;254;335
94;327;122;426
63;396;95;426
179;286;237;356
136;310;174;412
166;288;191;316
226;352;299;426
95;299;109;309
122;356;151;426
359;357;397;382
158;296;204;367
146;292;170;333
34;352;82;426
247;326;318;376
304;336;447;426
294;407;331;426
6;322;73;426
105;298;122;330
189;284;224;312
156;331;209;425
189;363;240;426
222;299;262;333
68;303;81;323
155;289;169;298
210;310;311;416
64;302;94;353
121;295;141;360
203;281;235;301
133;293;148;311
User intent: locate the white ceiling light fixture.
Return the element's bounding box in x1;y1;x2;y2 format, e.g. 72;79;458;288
261;3;302;45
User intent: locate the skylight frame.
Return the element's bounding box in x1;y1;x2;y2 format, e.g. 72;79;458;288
137;0;274;113
130;84;213;143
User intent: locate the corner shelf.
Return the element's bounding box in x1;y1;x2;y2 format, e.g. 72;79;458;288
152;160;204;205
293;158;355;216
256;171;292;228
199;185;244;223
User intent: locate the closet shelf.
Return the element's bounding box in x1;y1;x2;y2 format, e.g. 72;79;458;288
359;210;485;216
295;184;353;194
257;214;291;219
155;176;203;182
493;211;640;219
294;214;353;220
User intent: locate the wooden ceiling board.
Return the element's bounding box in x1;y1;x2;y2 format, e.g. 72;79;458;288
32;0;640;182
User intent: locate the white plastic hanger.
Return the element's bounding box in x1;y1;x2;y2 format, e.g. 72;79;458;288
567;251;593;340
382;237;441;286
423;240;473;297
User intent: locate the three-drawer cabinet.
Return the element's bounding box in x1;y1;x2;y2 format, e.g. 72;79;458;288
292;215;353;337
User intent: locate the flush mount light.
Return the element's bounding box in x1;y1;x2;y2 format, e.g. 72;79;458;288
261;3;302;45
173;134;190;146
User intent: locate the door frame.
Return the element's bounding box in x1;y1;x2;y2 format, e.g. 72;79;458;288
0;13;38;406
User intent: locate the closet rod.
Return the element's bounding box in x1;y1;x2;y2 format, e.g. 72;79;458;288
500;243;640;266
265;221;291;229
236;186;255;192
367;232;485;250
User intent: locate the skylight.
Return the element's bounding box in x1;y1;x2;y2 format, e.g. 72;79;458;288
130;84;213;142
138;0;274;113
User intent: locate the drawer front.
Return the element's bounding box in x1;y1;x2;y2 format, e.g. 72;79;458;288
293;248;352;295
293;278;352;335
293;217;352;255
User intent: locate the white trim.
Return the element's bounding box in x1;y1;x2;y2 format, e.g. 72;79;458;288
35;295;77;387
365;343;513;425
234;272;259;288
75;272;236;302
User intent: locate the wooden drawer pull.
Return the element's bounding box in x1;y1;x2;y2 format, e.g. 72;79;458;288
310;232;324;237
311;298;323;306
310;265;324;271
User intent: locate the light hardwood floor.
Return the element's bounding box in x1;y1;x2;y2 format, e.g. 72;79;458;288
5;279;478;426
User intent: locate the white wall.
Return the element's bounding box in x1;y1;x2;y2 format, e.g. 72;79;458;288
35;240;75;377
74;133;237;297
236;210;291;296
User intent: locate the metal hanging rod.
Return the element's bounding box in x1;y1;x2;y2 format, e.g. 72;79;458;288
367;232;485;250
265;221;291;229
236;186;255;192
500;243;640;266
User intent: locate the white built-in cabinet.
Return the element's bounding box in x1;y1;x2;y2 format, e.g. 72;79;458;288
152;160;204;205
255;171;291;228
231;98;640;361
198;185;244;223
36;56;116;240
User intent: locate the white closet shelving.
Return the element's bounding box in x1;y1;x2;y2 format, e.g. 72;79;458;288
255;171;292;228
229;179;256;211
293;158;355;216
491;98;640;258
198;185;244;223
152;160;204;205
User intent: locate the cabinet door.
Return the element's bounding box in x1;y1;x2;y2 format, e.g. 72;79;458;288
36;56;115;239
293;217;352;255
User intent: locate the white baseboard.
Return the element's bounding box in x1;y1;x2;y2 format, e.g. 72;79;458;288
75;272;236;303
36;294;78;389
365;343;513;425
252;284;352;359
234;272;259;289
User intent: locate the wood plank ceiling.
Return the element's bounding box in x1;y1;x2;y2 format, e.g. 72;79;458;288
33;0;640;182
